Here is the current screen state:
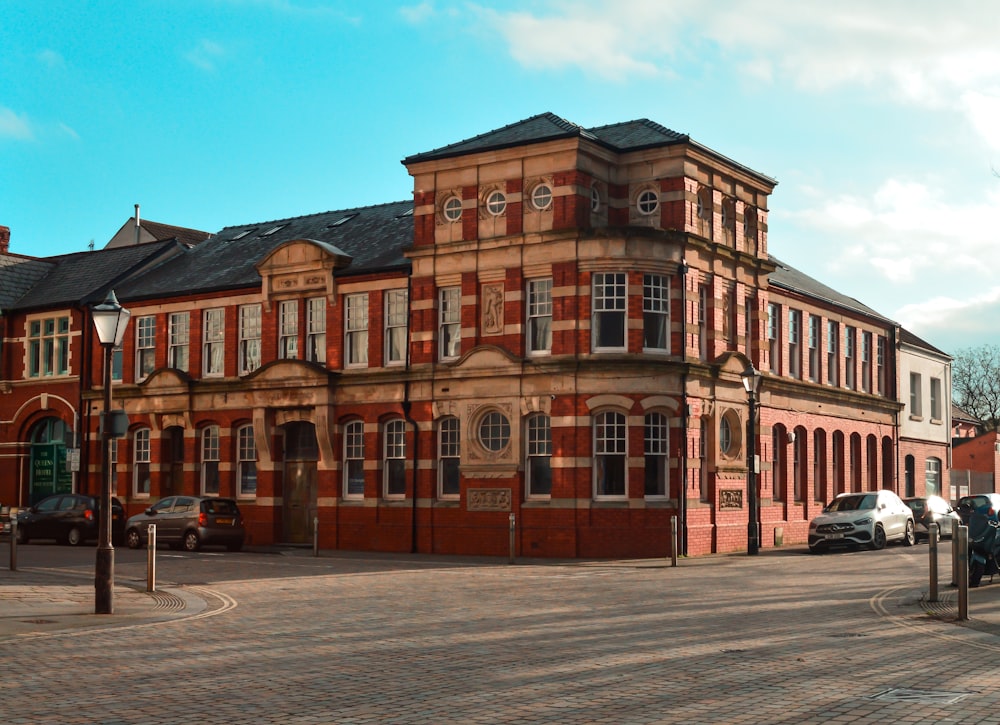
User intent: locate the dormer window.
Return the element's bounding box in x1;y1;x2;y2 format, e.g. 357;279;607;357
486;190;507;216
637;189;659;215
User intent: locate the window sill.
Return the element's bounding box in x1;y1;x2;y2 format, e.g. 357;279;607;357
909;415;924;422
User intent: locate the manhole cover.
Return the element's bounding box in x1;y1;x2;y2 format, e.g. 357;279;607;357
870;688;972;705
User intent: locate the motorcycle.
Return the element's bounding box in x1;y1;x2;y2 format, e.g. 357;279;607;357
968;510;1000;588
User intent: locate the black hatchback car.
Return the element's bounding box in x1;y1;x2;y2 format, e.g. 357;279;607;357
16;493;125;546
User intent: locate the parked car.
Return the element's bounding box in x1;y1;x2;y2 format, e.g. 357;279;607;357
904;495;960;542
124;495;245;552
808;490;915;553
15;493;125;546
955;494;1000;526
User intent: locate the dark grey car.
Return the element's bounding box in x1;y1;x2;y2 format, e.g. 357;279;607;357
124;496;245;552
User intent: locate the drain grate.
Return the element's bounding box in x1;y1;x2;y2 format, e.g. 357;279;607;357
870;688;972;705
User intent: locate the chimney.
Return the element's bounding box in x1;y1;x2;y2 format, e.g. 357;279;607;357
134;204;141;246
0;226;9;254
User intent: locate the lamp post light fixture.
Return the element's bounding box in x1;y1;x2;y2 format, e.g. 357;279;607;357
740;363;763;556
91;290;131;614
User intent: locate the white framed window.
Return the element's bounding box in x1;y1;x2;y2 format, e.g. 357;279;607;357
930;377;942;420
788;309;801;379
443;195;463;222
345;293;369;367
808;315;820;382
644;412;669;498
168;312;189;372
592;272;626;351
203;308;225;377
526;414;552;498
527;279;553;355
239;304;262;375
383;419;407;498
28;316;70;378
439;287;461;360
637;189;659;215
643;274;669;353
343;420;365;499
844;326;856;389
876;335;887;396
237;425;257;498
136;315;156;381
594;411;627;499
438;417;460;499
767;303;780;374
861;331;872;393
201;425;221;495
531;183;553;210
826;320;839;386
384;289;408;365
306;297;326;364
910;372;922;417
133;427;151;497
485;190;506;216
279;300;298;360
478;411;511;453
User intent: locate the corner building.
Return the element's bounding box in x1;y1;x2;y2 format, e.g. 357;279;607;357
3;113;941;557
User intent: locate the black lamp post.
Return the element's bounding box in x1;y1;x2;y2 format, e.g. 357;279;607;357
740;363;763;556
91;290;131;614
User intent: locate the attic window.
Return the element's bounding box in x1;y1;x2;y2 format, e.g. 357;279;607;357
327;214;358;228
231;229;256;240
261;225;286;237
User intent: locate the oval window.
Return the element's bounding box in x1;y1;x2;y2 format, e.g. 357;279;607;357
443;196;463;222
532;184;552;210
478;411;511;452
486;191;507;216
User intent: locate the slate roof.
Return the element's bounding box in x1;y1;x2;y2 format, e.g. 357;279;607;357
0;254;54;310
403;112;776;185
899;327;950;358
139;220;211;247
7;241;180;311
952;402;981;425
768;255;894;324
115;200;414;302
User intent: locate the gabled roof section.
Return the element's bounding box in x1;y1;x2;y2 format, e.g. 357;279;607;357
140;220;211;248
115;200;414;302
0;253;55;310
586;118;688;150
899;328;950;358
7;241;181;311
768;255;895;324
952;402;981;425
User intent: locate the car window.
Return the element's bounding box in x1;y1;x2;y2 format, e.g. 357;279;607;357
928;498;948;514
58;496;78;511
150;497;175;513
826;494;875;512
36;496;61;512
175;497;197;513
203;499;238;515
905;500;924;513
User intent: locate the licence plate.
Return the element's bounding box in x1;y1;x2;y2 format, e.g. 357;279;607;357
215;517;233;525
824;533;845;540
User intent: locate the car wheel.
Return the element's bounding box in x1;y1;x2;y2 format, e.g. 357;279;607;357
872;524;887;550
903;520;915;547
15;527;28;545
125;528;142;550
66;527;84;546
182;530;201;552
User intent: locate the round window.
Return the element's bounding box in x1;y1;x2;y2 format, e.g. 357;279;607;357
591;184;601;212
443;196;462;222
486;190;507;216
719;416;733;456
637;189;658;215
532;184;552;210
478;411;511;452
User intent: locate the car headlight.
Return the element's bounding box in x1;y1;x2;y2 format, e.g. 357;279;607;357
808;521;818;530
854;517;873;526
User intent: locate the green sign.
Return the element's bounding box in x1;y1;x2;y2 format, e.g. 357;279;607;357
30;443;73;504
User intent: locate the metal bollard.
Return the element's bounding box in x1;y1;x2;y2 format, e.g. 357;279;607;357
313;516;319;557
9;518;17;572
952;527;960;587
928;523;938;602
146;524;156;592
509;513;516;564
956;524;969;621
671;515;678;568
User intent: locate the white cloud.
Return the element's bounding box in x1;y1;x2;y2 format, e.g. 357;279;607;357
184;39;227;72
0;107;34;140
400;2;435;23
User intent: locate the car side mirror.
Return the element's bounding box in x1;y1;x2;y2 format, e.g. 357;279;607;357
145;508;156;516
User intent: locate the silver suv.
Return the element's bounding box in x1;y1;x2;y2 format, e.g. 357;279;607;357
808;490;915;553
125;496;245;552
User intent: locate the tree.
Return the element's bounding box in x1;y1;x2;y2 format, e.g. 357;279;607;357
951;345;1000;430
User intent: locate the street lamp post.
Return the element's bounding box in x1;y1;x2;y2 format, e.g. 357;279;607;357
740;364;763;556
91;290;131;614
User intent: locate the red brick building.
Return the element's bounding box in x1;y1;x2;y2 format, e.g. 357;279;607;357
0;113;951;556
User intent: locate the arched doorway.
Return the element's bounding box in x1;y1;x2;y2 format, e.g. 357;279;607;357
28;417;74;505
282;421;318;544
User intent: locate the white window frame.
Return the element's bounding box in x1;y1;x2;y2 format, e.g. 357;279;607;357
443;195;463;222
592;272;627;352
844;326;856;389
438;417;461;500
767;303;780;374
930;377;942;420
439;287;461;360
910;372;922;417
637;189;659;215
644;412;669;499
643;274;670;353
527;279;553;355
168;311;190;372
239;304;262;375
531;183;553;211
826;320;839;386
594;411;627;500
383;419;407;498
343;420;365;499
788;309;801;379
133;427;151;497
876;335;886;396
203;308;225;377
237;424;257;498
345;293;369;367
526;414;552;499
306;297;326;364
808;314;820;382
136;315;156;381
384;289;408;366
485;190;506;216
201;425;221;496
279;300;299;360
861;331;872;393
27;316;70;378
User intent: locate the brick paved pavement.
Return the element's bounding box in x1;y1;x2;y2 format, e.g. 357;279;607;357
3;542;1000;724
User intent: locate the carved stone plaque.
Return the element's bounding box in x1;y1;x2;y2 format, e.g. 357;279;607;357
482;283;504;335
468;488;511;512
720;489;743;509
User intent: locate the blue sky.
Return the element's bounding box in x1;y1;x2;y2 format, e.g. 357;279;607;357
3;1;1000;356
